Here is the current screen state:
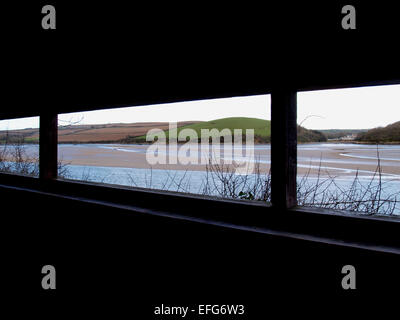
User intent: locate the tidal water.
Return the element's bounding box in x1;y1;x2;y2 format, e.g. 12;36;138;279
59;143;400;215
3;143;400;215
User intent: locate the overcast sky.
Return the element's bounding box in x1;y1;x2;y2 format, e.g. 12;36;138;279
1;84;399;130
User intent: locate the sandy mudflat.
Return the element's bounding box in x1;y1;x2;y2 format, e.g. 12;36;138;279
57;143;400;178
59;144;208;171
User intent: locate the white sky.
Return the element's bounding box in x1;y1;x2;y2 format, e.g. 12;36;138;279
58;95;272;127
0;84;399;130
298;84;400;129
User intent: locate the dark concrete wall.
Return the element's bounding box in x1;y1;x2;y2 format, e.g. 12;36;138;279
1;184;399;316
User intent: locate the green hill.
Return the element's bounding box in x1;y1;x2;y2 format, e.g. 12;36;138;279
177;117;271;142
127;117;327;143
127;117;271;143
355;121;400;143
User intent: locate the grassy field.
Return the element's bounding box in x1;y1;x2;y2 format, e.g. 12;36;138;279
176;117;271;138
128;117;271;143
0;122;199;144
0;128;39;144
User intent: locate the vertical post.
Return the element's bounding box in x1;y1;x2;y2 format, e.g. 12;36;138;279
271;88;297;208
39;113;58;180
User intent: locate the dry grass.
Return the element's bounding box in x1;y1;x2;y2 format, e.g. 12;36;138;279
201;149;399;215
0;134;69;178
0;139;39;176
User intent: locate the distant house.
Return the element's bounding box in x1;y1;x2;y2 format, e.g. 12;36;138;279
327;133;357;141
339;133;357;141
